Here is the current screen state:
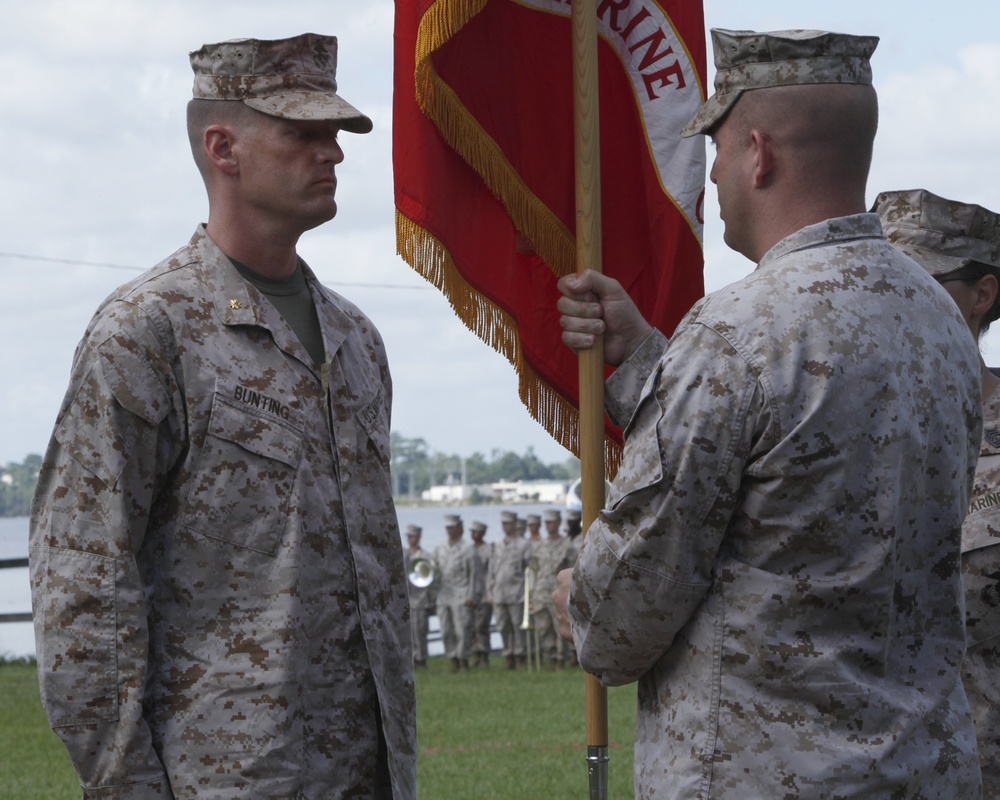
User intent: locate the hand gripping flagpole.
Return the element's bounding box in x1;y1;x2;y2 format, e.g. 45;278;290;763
571;1;609;797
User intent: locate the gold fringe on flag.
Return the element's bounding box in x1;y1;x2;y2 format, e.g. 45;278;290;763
400;0;625;477
396;212;623;477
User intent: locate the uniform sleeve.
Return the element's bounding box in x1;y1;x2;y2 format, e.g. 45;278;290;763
430;547;442;597
569;320;767;686
29;304;181;798
605;328;671;428
465;549;476;603
486;548;496;600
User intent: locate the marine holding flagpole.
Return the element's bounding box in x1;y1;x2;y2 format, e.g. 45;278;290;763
554;27;984;798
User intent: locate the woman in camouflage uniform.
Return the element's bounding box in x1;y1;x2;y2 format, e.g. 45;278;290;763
877;188;1000;797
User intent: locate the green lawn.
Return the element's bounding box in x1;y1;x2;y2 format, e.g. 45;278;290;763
0;660;79;799
415;658;636;798
0;658;636;799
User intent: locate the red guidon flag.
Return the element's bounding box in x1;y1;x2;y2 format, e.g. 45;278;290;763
393;0;706;476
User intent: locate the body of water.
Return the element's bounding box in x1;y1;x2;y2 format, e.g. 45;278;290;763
0;516;32;659
0;501;566;659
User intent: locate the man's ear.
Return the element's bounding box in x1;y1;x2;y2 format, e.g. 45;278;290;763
973;273;999;319
203;124;240;177
748;128;774;189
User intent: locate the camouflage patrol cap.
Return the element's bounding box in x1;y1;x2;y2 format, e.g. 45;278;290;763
189;33;373;133
681;28;879;137
500;511;518;523
444;514;463;528
543;509;562;522
527;514;541;525
406;525;422;537
874;189;1000;276
470;520;487;533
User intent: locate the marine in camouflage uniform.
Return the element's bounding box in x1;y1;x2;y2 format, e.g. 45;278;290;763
433;514;475;671
487;510;532;668
877;188;1000;796
29;35;415;800
558;30;983;799
404;525;435;667
526;513;542;544
530;509;575;669
469;520;494;667
963;385;1000;796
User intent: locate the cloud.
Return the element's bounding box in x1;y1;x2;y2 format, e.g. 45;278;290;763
873;42;1000;210
3;1;1000;466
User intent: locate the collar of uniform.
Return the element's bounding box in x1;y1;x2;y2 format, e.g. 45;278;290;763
189;226;265;326
308;267;359;361
190;225;360;358
757;213;883;271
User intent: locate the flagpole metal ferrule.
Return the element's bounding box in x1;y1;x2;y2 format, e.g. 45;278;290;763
587;745;609;800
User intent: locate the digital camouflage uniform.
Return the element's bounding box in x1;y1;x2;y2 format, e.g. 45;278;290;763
531;535;576;664
569;215;984;798
433;537;475;662
471;536;494;662
404;543;435;664
876;188;1000;797
488;535;532;659
964;381;1000;796
29;226;415;799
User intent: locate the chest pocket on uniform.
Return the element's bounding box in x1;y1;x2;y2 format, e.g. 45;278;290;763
357;386;390;466
607;375;666;511
182;393;303;556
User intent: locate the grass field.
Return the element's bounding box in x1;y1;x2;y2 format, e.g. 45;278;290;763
0;657;637;799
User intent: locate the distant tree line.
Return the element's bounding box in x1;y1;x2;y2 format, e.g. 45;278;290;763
2;439;579;516
390;433;580;500
1;454;41;517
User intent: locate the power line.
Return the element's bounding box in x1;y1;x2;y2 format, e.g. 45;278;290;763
0;250;432;290
0;251;141;271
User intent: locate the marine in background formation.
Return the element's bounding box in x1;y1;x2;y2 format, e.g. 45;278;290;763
433;514;475;673
526;513;542;544
469;520;494;667
530;509;577;670
487;510;533;669
404;524;435;668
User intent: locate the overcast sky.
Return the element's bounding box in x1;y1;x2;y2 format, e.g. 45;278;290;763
2;1;999;468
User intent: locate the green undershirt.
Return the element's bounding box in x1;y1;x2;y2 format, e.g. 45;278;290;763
230;257;325;367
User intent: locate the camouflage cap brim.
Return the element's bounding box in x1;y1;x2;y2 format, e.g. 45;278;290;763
244;92;373;132
680;91;736;138
886;241;972;277
875;189;1000;276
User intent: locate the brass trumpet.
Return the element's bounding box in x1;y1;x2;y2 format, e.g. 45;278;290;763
407;557;435;589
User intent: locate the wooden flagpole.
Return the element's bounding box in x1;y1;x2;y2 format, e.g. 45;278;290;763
571;1;609;797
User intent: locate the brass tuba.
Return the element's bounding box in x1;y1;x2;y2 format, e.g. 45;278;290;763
407;557;435;589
